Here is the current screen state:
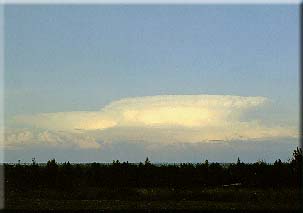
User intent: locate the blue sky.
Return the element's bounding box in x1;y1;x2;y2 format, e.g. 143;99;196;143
4;5;299;163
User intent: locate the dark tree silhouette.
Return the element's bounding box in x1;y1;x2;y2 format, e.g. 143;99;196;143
3;147;301;204
290;147;302;187
144;157;151;166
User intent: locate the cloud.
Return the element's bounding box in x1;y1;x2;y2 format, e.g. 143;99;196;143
3;128;101;150
14;95;267;130
6;95;298;148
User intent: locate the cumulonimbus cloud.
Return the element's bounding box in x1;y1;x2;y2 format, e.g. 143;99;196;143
6;95;298;149
14;95;268;131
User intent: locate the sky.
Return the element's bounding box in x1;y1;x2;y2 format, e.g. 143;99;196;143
3;4;300;163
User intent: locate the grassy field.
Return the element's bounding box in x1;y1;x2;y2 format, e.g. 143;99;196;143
5;186;300;210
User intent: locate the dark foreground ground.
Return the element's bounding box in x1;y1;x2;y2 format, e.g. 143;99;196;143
3;153;302;211
5;187;301;211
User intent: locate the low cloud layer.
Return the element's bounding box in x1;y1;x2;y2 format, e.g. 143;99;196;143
5;95;298;149
4;128;101;150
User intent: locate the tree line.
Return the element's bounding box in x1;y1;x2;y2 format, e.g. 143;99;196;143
4;147;302;191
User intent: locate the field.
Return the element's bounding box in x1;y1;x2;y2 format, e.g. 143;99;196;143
4;186;300;211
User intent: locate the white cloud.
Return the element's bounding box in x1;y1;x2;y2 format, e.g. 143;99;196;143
6;95;298;148
14;95;267;130
3;128;101;150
